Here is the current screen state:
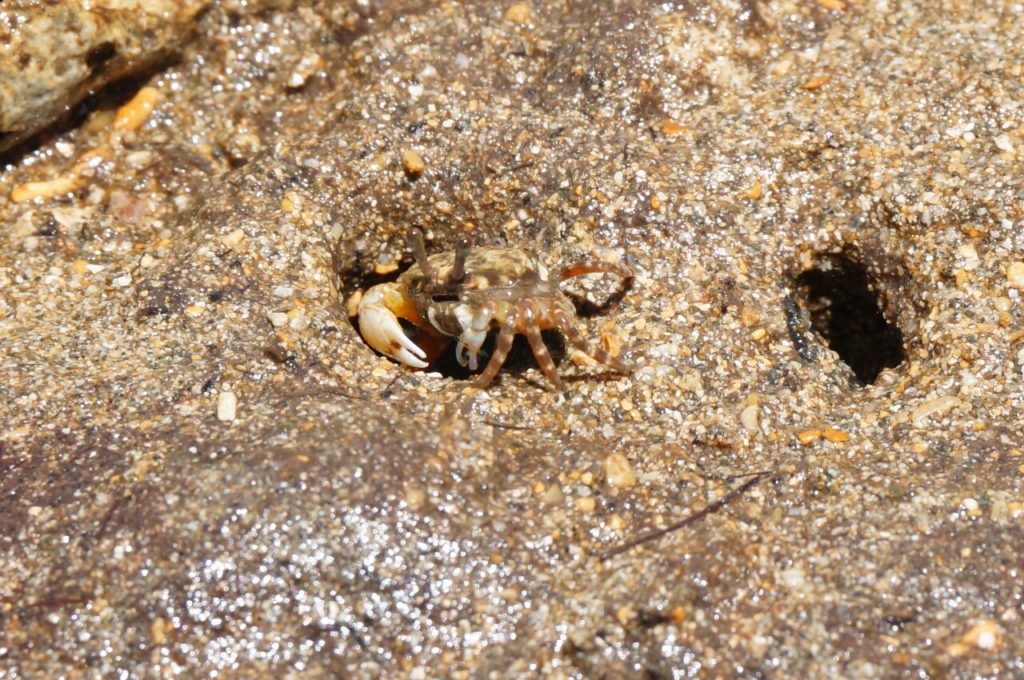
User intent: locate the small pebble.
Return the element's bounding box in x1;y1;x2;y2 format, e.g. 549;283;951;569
542;484;564;505
821;427;850;443
113;86;160;132
405;485;427;510
798;429;822;445
603;452;636;489
959;497;982;517
150;617;168;645
740;404;760;433
1007;261;1024;288
401;149;426;176
802;75;830;90
111;273;132;288
951;620;1003;654
11;175;79;203
220;228;246;247
956;243;979;270
661;118;686;135
994;133;1016;153
217;391;237;422
287;52;324;88
504;2;533;24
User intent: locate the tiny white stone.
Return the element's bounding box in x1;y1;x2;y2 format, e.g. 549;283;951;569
740;404;760;433
220;228;245;247
273;285;294;298
956;243;980;271
603;452;637;489
994;133;1016;153
976;629;997;650
111;273;132;288
217;391;237;422
267;311;289;327
1007;261;1024;288
781;566;806;590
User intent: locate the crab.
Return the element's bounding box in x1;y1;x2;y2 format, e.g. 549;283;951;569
357;228;634;390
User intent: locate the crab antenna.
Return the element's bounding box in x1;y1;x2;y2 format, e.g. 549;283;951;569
447;236;471;283
407;228;437;281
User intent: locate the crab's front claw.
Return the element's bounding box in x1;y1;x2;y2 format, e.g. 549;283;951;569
357;284;429;368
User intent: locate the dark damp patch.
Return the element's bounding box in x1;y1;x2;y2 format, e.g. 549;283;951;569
793;252;906;385
85;41;117;72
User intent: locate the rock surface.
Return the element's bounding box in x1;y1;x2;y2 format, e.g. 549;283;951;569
2;0;1022;676
0;0;211;155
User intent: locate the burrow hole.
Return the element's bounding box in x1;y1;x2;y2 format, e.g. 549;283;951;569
793;251;906;385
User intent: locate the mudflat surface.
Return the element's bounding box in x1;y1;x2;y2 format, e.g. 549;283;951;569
2;0;1022;676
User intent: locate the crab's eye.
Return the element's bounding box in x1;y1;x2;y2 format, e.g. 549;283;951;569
431;293;459;303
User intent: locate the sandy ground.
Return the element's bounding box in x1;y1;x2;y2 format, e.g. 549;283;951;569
2;0;1022;676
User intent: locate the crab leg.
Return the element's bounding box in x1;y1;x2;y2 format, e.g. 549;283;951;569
475;309;519;388
357;283;429;368
523;303;566;391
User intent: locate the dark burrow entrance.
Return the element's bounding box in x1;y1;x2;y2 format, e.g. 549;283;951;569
793;252;906;385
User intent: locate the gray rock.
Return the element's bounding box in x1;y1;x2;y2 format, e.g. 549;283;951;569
0;0;209;154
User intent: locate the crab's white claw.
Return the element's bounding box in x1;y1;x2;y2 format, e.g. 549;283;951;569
357;285;429;368
456;329;488;371
455;341;470;368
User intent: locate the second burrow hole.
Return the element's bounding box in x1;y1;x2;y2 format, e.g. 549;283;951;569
791;250;907;385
